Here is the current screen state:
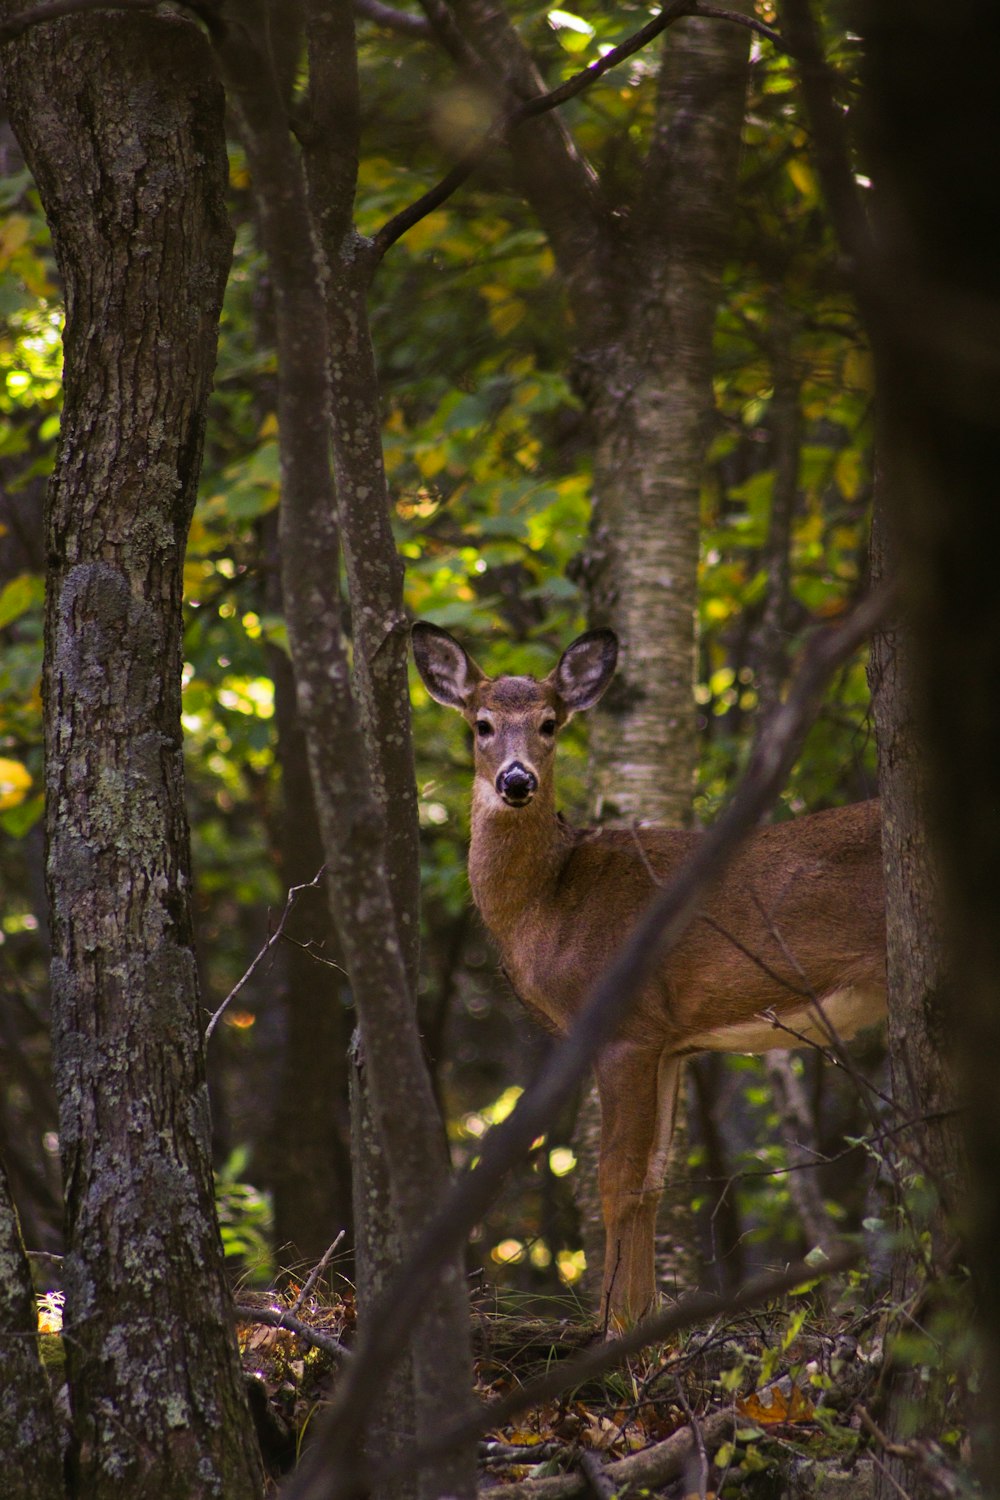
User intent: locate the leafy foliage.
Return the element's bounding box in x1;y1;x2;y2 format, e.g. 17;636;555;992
1;0;880;1314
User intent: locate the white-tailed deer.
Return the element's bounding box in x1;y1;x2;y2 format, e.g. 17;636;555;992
412;622;887;1325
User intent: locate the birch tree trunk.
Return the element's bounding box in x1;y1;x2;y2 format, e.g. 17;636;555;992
0;11;263;1496
426;0;750;1305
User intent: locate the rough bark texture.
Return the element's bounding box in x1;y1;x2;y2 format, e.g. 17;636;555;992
857;0;993;1480
217;10;475;1496
0;11;263;1497
0;1154;63;1500
581;15;749;825
867;501;962;1500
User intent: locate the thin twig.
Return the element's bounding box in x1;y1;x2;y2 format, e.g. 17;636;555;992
674;1377;710;1500
204;867;330;1043
372;0;693;259
289;1231;347;1317
376;1250;854;1489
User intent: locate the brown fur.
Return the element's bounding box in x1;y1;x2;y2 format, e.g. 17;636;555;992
413;622;887;1324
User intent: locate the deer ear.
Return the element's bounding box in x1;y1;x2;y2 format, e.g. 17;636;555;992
412;622;486;709
552;629;618;713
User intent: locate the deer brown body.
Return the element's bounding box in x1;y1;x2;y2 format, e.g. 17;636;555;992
413;622;887;1324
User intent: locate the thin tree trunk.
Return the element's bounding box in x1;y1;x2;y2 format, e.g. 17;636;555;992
216;13;475;1495
575;12;751;1305
0;11;263;1496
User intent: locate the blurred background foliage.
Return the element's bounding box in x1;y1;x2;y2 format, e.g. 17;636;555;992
0;1;879;1301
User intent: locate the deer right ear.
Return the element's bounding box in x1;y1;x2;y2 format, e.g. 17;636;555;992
412;622;486;709
553;629;618;713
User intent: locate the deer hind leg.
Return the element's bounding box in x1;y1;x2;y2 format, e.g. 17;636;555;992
594;1042;682;1328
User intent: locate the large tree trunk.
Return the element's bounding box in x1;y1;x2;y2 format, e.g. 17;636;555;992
0;11;263;1497
868;500;962;1500
858;0;993;1479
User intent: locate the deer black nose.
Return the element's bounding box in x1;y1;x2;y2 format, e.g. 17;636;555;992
497;762;537;806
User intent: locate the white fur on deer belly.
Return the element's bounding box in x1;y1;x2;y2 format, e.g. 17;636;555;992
683;984;886;1055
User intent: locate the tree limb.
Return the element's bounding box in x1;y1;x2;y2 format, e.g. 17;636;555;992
372;0;694;263
290;586;890;1500
354;0;429;34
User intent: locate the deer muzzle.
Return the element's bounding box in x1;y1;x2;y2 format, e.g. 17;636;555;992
496;762;538;806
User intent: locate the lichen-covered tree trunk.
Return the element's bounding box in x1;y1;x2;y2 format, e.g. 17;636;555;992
0;1154;63;1500
0;12;263;1496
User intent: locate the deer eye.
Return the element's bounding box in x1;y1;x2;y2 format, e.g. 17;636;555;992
539;719;557;738
475;719;493;739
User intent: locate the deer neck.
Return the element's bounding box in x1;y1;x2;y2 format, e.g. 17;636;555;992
468;777;567;942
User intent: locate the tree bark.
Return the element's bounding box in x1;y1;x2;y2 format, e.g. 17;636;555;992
0;1154;63;1500
0;11;263;1497
216;10;475;1495
867;498;962;1500
855;0;990;1480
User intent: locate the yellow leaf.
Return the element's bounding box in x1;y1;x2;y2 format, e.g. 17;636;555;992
0;757;32;811
843;346;874;393
786;158;817;203
737;1379;814;1425
486;296;527;338
834;447;863;501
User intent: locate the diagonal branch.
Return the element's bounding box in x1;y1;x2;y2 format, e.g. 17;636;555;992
380;1246;857;1489
284;584;891;1500
372;0;692;261
777;0;873;273
353;0;430;35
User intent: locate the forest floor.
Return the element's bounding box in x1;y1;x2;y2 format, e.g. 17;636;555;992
232;1278;939;1498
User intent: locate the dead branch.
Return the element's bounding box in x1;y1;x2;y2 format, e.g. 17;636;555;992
235;1303;349;1361
353;0;429;35
204;867;329;1043
289;1232;347;1317
371;0;694;259
292;587;889;1500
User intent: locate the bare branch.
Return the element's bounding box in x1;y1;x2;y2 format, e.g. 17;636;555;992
354;0;429;35
286;586;891;1500
372;0;693;260
690;1;787;51
204;868;329;1043
234;1303;349;1360
289;1231;347;1316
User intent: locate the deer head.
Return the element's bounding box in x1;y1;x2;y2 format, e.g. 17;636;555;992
412;622;619;812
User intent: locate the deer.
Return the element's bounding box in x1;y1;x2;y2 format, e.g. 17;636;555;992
412;621;887;1326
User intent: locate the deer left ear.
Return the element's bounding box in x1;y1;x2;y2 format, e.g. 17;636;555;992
412;621;486;709
552;629;618;714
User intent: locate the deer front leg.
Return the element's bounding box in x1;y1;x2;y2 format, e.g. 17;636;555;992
594;1042;682;1328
